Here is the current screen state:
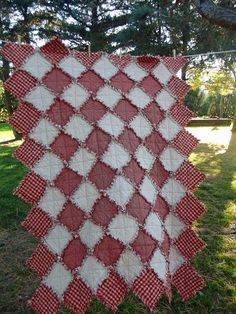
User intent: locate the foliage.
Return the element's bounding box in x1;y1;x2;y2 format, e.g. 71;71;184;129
0;1;236;124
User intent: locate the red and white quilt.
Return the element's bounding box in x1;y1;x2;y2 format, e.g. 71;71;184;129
1;38;206;313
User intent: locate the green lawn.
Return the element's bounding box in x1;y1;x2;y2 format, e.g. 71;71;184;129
0;126;235;313
0;122;15;142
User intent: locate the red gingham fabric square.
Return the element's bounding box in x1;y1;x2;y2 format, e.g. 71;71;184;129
15;171;46;204
97;272;127;311
118;128;141;154
54;168;82;196
62;238;87;270
114;99;138;122
176;193;206;224
46;98;75;127
51;132;79;161
14;138;44;167
150;159;169;188
22;207;53;238
30;283;61;314
132;269;165;309
131;230;156;263
143;101;164;126
162;56;187;74
4;70;37;98
1;42;34;67
9;102;41;135
176;161;206;190
75;51;102;68
123;158;145;185
80;99;106;123
127;193;151;224
58;201;85;232
173;130;199;156
78;70;104;94
170;103;194;126
175;229;206;260
27;244;56;277
86;127;111;156
63;278;92;314
42;67;71;94
140;75;162;97
161;231;170;256
154;195;170;221
110;72;135;93
91;196;118;227
172;263;205;300
109;54;132;69
137;55;159;71
145;131;167;155
167;77;190;99
88;161;116;190
94;235;124;266
40;38;69;63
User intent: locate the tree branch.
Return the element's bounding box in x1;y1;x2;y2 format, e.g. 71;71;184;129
193;0;236;30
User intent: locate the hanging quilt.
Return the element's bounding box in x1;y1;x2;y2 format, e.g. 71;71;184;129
1;38;206;313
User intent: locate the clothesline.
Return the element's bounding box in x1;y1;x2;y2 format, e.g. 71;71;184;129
181;49;236;58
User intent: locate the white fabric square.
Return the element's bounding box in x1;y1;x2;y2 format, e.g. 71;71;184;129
129;114;152;140
25;85;55;111
65;115;93;142
30;118;59;147
123;62;147;82
164;213;186;239
158;117;182;141
33;152;63;181
116;250;143;284
150;249;166;281
155;90;175;111
161;178;186;206
107;175;134;207
44;224;72;255
169;247;185;275
22;52;52;79
98;112;124;138
71;181;100;213
140;176;157;205
144;212;164;242
39;187;66;218
92;56;118;80
135;145;155;170
79;220;103;249
69;148;96;176
160;146;185;172
102;141;130;170
96;85;122;109
127;87;151;109
62;83;89;109
59;55;86;78
79;256;108;292
108;213;139;244
152;62;172;85
44;262;72;297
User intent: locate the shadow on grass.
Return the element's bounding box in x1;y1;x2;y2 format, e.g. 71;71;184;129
0;135;235;313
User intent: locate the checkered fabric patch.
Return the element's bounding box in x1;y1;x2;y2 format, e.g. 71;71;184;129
1;38;206;313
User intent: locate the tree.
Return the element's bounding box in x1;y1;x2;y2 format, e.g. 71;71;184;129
193;0;236;30
192;0;236;131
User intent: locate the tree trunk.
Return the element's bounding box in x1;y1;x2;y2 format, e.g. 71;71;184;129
2;58;22;140
193;0;236;30
231;105;236;133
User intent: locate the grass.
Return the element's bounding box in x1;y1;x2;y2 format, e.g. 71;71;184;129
0;122;15;142
0;125;236;313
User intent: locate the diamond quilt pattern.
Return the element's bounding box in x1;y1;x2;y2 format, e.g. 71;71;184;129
1;38;206;313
